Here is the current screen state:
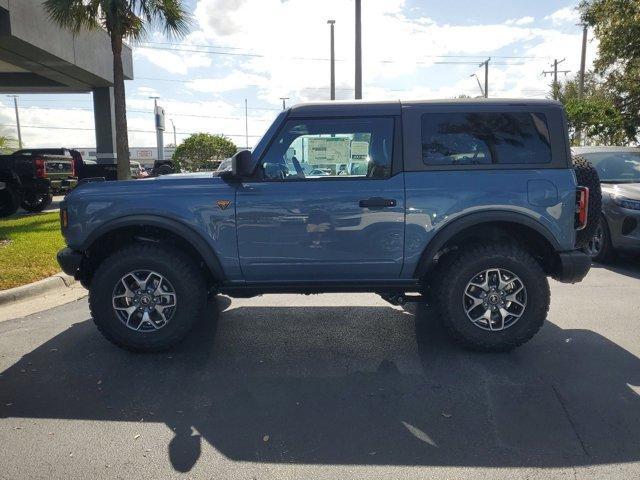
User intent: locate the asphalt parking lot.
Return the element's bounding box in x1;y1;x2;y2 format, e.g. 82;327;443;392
1;259;639;480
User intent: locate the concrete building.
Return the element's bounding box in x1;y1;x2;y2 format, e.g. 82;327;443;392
74;147;177;169
0;0;133;163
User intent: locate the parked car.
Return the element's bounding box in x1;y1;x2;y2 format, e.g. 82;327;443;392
213;158;232;176
0;149;78;216
130;161;149;179
57;99;598;353
13;148;81;193
573;146;640;261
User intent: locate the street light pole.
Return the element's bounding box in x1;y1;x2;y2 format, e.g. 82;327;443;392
244;98;249;150
355;0;362;99
470;74;484;97
170;119;177;146
7;95;22;148
149;96;164;161
478;58;490;98
279;97;290;110
328;20;336;100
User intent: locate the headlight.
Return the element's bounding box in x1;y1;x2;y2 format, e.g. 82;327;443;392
611;195;640;211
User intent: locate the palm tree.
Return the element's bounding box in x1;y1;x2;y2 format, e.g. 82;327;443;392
43;0;190;180
0;135;18;154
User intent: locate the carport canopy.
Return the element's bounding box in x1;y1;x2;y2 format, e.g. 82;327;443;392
0;0;134;163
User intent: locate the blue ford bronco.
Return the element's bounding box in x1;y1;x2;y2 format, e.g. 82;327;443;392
57;99;596;353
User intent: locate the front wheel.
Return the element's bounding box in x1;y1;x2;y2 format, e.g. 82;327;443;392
585;215;614;263
89;244;207;352
434;243;549;352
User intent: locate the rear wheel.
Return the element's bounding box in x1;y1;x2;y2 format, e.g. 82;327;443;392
434;243;549;352
89;244;207;352
20;192;52;213
0;183;21;217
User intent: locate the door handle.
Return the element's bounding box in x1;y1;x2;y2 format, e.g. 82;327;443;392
359;197;397;209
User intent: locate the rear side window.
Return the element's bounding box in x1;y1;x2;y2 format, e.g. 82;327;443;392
421;112;552;166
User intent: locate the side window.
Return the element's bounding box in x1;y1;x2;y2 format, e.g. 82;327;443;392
261;117;394;180
421;112;552;166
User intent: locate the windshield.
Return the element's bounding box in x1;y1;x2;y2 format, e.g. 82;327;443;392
582;152;640;183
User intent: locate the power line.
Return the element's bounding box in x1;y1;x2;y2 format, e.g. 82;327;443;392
0;105;274;121
135;44;536;65
136;41;547;60
0;123;263;138
135;76;356;92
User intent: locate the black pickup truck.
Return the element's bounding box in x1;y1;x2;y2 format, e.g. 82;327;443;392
0;148;80;217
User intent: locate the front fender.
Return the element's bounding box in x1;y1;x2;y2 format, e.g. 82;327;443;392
81;214;227;281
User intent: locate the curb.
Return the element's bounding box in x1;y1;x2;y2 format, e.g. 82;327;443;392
0;273;77;305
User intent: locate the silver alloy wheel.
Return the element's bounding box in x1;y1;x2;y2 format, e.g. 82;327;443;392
586;221;604;258
112;270;177;332
463;268;527;331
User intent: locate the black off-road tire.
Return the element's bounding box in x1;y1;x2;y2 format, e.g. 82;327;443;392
89;244;207;353
434;243;550;352
20;193;53;213
573;155;602;250
0;183;21;217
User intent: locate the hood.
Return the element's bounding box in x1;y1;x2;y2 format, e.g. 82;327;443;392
67;172;225;200
601;182;640;200
155;172;214;180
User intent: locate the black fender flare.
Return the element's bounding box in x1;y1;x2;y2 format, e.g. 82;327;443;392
81;214;226;281
413;210;562;278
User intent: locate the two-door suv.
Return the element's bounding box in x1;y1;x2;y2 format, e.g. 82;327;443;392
57;99;593;353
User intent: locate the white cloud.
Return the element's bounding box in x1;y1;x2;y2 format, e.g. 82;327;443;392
137;86;160;98
134;45;211;75
186;71;268;93
545;6;580;25
505;16;535;26
186;0;550;105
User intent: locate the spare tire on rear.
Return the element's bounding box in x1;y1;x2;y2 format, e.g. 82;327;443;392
573;155;602;250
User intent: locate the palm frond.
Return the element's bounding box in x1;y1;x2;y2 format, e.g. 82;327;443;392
42;0;101;33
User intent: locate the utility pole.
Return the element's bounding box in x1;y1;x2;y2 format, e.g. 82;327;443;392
244;98;249;150
170;119;177;146
478;58;490;98
150;96;164;162
579;26;588;98
354;0;362;99
577;24;589;145
328;20;336;100
279;97;290;110
543;58;570;100
7;95;22;148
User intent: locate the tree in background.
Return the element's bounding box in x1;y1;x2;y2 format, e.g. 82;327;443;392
557;73;630;145
172;134;237;172
0;136;18;154
580;0;640;142
43;0;190;180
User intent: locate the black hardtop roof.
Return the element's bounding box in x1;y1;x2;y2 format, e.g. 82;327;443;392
287;98;563;117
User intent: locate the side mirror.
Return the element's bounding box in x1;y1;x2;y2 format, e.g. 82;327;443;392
233;150;253;176
220;150;253;181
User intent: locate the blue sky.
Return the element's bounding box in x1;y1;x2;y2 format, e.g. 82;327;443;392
0;0;591;149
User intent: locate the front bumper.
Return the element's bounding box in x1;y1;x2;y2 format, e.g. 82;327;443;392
57;247;83;278
553;250;591;283
606;204;640;253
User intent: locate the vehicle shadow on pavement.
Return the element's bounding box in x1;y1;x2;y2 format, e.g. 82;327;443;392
591;254;640;280
1;298;640;472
